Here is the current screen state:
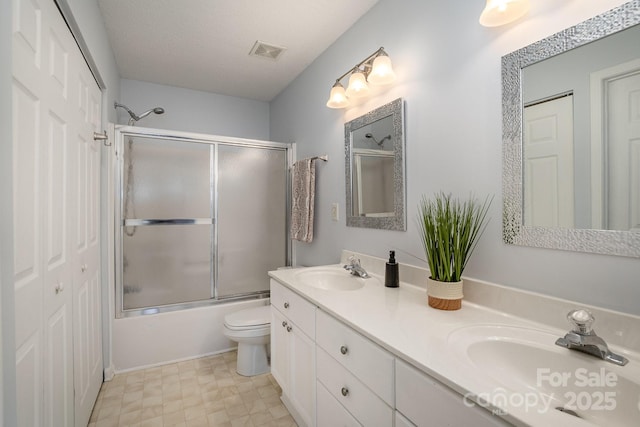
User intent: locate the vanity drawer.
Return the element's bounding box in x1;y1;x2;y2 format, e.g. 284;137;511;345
316;309;394;405
317;346;393;427
270;279;315;338
317;381;362;427
396;359;511;427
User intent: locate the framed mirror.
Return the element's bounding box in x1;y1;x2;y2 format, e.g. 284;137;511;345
345;98;406;230
502;0;640;257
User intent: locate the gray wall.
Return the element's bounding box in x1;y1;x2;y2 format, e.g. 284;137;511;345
118;79;270;140
270;0;640;316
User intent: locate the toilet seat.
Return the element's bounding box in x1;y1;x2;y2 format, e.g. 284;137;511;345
224;305;271;331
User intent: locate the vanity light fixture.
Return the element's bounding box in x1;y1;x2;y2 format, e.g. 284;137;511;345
479;0;530;27
326;47;396;109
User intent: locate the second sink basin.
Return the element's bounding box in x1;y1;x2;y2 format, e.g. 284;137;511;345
294;266;367;291
447;325;640;426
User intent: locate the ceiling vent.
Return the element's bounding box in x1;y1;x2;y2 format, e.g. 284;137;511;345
249;41;286;61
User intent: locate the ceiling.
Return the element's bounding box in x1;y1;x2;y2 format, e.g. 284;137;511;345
97;0;380;102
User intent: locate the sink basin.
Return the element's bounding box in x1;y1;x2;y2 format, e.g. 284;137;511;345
447;325;640;426
294;266;367;291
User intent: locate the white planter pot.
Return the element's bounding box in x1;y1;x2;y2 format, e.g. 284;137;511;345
426;277;463;310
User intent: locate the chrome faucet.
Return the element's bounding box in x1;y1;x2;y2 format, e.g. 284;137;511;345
343;256;370;278
555;309;628;366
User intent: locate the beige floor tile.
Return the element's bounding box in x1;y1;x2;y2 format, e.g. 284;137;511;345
249;410;273;426
163;399;184;414
98;404;122;421
184;404;207;421
142;395;163;408
121;399;144;415
140;415;164;427
208;409;230;424
95;415;121;427
163;409;186;425
267;404;289;420
185;416;209;427
118;408;143;425
91;352;291;427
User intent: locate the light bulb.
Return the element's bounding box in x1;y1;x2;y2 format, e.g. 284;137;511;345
367;54;396;86
345;70;370;98
326;82;349;109
479;0;530;27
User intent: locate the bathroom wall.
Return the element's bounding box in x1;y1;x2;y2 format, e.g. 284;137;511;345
118;79;270;140
270;0;640;316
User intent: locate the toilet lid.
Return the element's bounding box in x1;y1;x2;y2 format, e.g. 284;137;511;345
225;306;271;328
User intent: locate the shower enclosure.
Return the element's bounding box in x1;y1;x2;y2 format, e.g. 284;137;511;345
114;126;291;317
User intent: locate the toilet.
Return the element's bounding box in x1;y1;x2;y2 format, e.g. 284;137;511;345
223;305;271;376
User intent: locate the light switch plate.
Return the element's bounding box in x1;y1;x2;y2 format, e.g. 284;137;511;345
331;203;339;221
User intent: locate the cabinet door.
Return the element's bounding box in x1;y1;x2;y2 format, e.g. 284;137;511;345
270;307;289;390
288;324;315;427
396;360;511;427
317;381;361;427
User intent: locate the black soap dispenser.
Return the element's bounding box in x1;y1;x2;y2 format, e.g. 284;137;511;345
385;250;399;288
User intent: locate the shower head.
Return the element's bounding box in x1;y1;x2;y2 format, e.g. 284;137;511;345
114;102;164;125
365;133;391;147
138;107;165;120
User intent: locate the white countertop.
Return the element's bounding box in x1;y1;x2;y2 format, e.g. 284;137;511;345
268;263;639;427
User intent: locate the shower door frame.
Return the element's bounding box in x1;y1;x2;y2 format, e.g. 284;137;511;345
114;125;293;318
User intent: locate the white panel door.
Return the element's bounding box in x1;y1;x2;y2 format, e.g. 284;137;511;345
73;40;103;427
524;95;575;228
12;0;103;425
607;70;640;231
13;0;51;424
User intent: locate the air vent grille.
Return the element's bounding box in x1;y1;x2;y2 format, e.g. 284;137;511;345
249;41;286;61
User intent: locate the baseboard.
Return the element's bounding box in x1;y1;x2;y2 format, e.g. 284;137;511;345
103;363;115;382
113;346;238;375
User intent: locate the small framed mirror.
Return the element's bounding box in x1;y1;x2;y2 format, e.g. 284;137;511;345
345;98;405;230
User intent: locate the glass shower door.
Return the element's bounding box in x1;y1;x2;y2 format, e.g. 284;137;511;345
117;128;291;316
121;137;213;310
216;145;287;298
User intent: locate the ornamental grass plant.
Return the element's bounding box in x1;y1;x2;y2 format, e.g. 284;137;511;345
417;192;492;283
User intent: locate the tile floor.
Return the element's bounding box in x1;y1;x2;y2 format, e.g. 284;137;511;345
88;351;297;427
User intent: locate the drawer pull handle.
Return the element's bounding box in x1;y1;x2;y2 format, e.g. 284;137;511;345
284;302;290;309
286;326;292;332
341;387;349;397
340;345;348;355
282;321;287;327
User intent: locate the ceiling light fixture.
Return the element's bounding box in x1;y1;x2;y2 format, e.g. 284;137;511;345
479;0;530;27
326;47;396;109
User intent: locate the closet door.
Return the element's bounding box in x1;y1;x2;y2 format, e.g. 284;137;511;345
73;48;103;427
12;0;103;425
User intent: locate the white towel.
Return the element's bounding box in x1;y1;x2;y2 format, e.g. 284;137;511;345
290;158;316;243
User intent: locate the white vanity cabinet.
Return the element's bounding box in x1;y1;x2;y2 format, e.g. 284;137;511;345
315;309;394;427
269;274;515;427
396;359;511;427
270;279;316;427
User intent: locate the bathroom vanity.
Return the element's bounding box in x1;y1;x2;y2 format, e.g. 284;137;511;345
269;251;640;427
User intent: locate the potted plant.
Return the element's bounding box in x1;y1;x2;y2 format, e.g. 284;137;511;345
417;192;492;310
